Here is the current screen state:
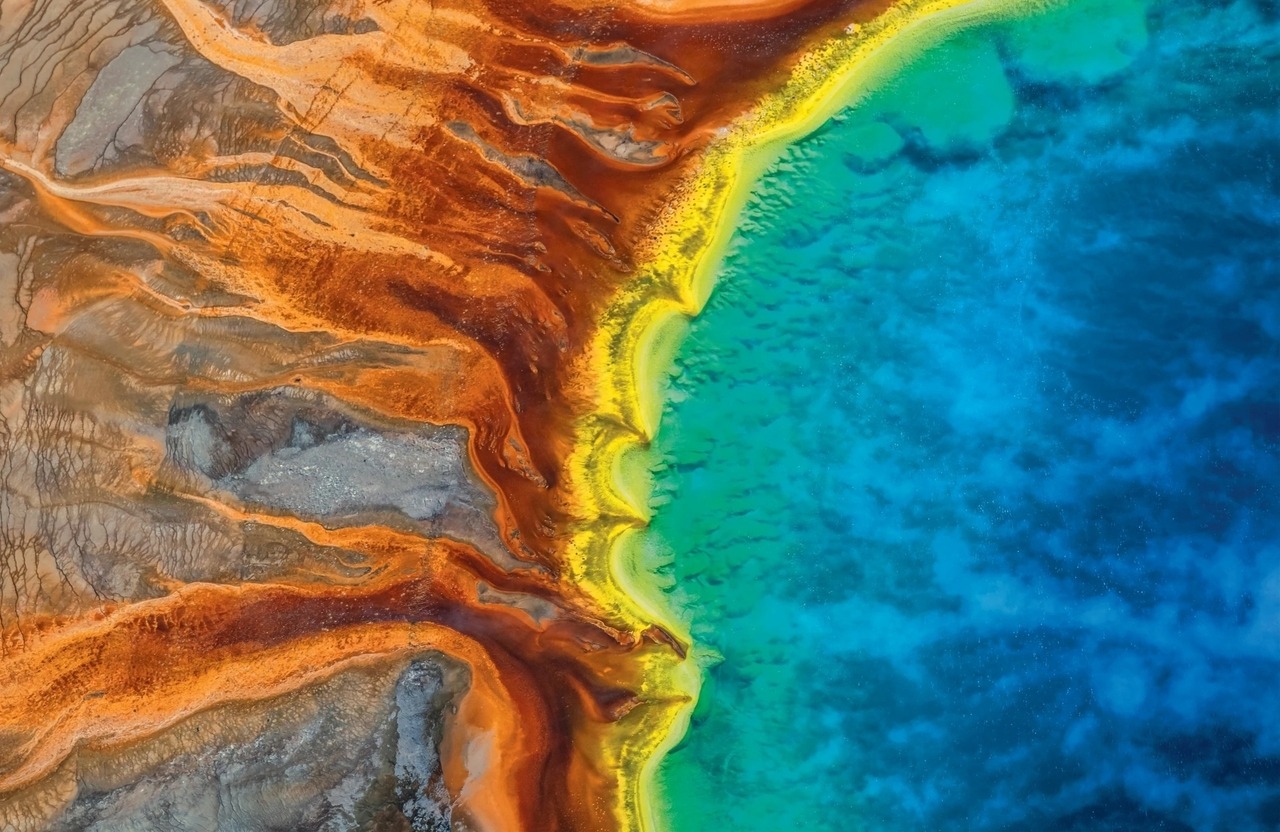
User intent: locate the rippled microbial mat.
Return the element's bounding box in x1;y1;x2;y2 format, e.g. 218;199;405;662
650;1;1280;829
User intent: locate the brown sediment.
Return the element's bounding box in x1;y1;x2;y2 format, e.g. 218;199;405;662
0;569;644;831
0;0;889;828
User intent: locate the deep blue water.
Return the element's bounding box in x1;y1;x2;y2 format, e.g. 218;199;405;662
652;1;1280;829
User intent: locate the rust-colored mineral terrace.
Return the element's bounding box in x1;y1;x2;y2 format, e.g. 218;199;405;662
0;0;888;828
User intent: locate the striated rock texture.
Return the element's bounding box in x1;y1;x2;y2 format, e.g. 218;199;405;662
47;657;458;831
0;0;886;829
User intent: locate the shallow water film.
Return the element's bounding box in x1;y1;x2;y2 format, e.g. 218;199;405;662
651;1;1280;830
0;0;1275;829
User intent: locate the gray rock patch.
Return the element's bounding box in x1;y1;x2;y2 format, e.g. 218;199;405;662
56;46;179;177
228;429;470;524
47;658;457;832
164;390;516;569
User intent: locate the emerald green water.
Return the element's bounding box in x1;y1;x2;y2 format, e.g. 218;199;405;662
649;0;1280;829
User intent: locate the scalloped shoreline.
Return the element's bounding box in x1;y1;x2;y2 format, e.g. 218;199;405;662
564;1;1049;829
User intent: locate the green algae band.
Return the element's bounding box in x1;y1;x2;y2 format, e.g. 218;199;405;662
644;0;1280;829
564;7;1066;831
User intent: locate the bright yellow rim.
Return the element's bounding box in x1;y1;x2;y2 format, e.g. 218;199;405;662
563;1;1049;829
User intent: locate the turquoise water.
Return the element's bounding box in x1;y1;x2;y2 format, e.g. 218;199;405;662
650;1;1280;830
